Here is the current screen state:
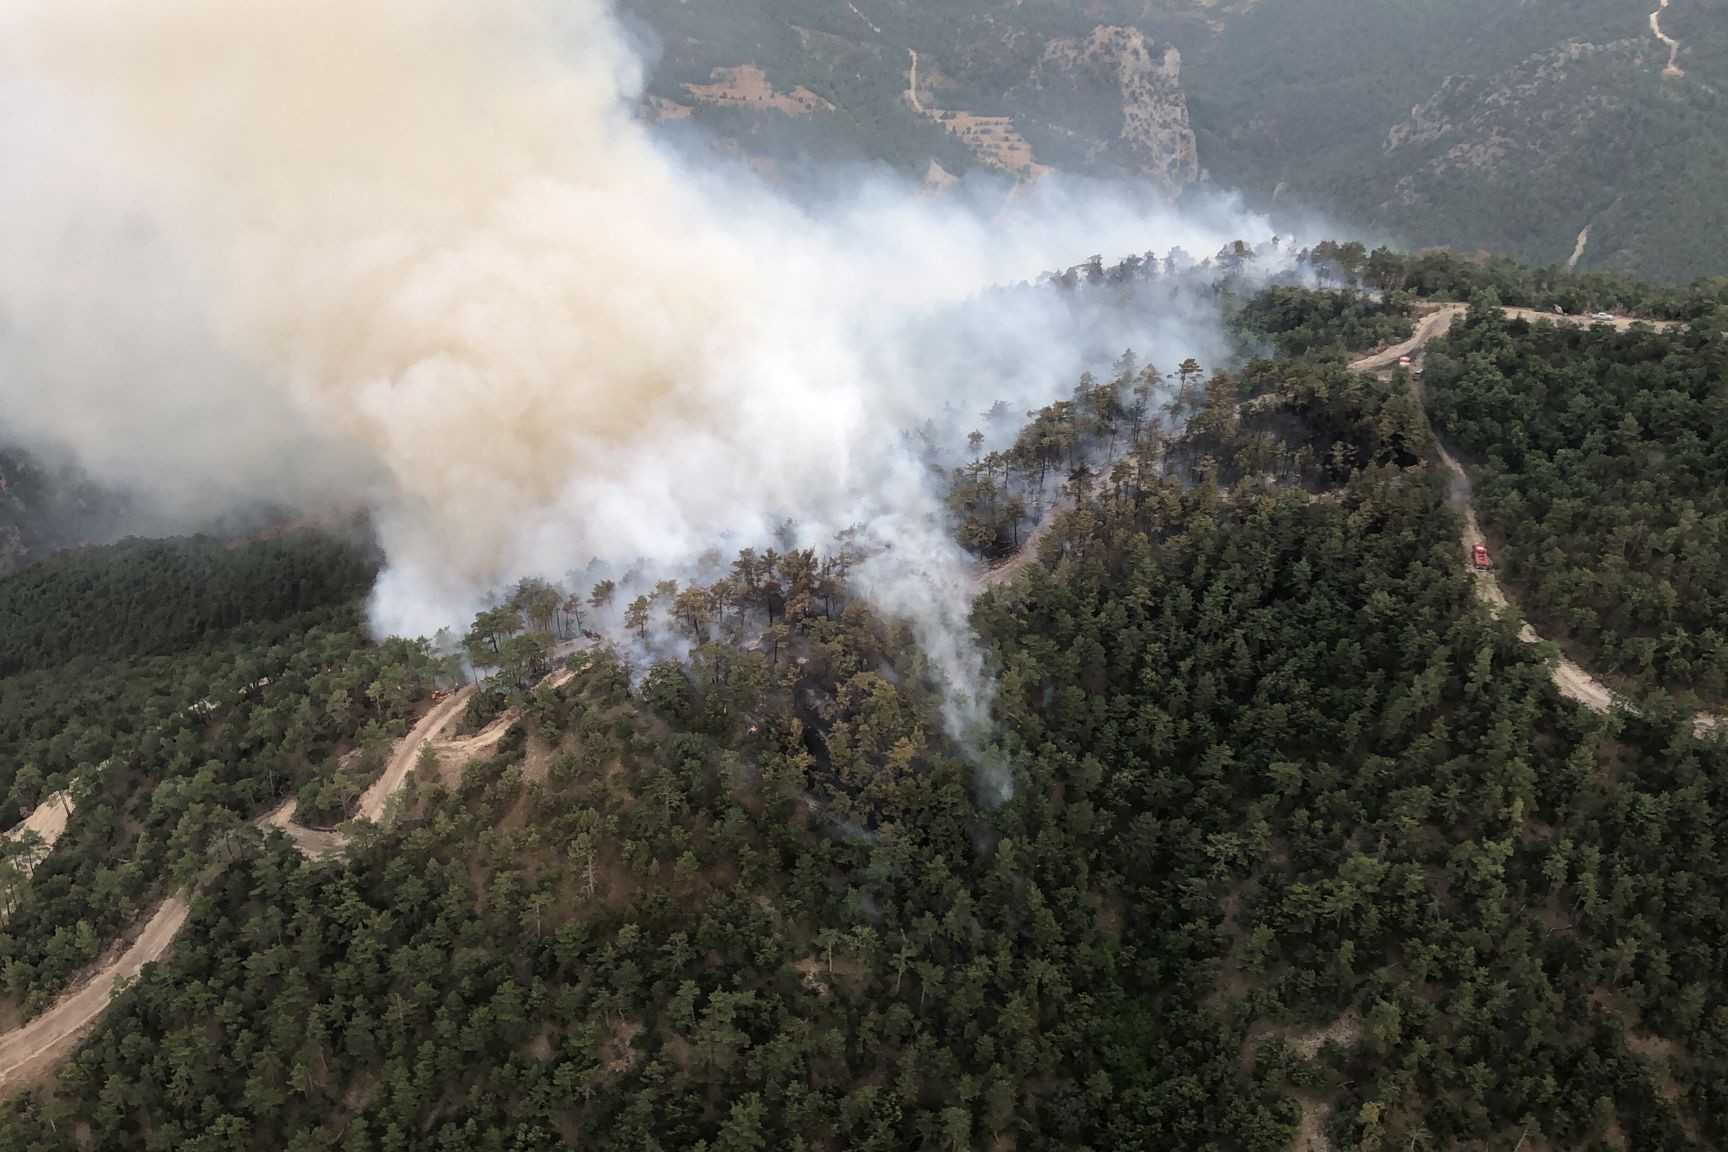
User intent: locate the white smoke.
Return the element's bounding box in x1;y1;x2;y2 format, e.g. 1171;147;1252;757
0;0;1286;733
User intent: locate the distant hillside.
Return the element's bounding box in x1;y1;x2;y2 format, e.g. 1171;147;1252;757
1186;0;1728;283
0;445;131;574
623;0;1205;191
622;0;1728;282
0;442;326;576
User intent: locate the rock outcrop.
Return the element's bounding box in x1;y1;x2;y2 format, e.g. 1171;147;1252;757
1034;26;1201;190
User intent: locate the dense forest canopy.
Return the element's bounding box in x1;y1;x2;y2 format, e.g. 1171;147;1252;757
0;530;443;1015
3;270;1728;1149
1423;295;1728;703
0;529;381;677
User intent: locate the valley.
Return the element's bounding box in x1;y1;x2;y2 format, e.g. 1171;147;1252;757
618;0;1726;280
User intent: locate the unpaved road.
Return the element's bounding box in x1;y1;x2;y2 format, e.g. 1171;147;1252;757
256;687;477;851
0;898;188;1094
1651;0;1684;77
1349;305;1467;374
259;798;346;858
354;689;474;824
1354;304;1665;377
1430;433;1617;714
1351;306;1711;733
975;304;1700;730
1567;225;1591;271
907;49;926;114
4;793;75;874
971;498;1066;591
0;685;487;1097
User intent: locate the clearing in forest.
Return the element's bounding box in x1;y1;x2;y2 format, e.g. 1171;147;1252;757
3;793;74;876
682;66;834;117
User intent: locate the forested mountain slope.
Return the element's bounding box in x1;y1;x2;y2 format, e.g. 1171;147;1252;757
0;449;128;577
5;278;1728;1149
0;533;446;1018
1185;0;1728;281
1423;296;1728;704
621;0;1728;281
0;529;380;676
0;443;317;579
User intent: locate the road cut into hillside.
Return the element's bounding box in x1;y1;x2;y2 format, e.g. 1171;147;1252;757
973;301;1706;735
0;897;188;1095
1349;305;1712;735
0;679;511;1097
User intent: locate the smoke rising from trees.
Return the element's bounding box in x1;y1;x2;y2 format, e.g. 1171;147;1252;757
0;0;1285;728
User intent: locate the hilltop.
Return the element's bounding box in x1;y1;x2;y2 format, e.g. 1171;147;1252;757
5;258;1728;1149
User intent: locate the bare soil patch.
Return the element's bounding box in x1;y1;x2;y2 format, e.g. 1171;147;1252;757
683;66;833;117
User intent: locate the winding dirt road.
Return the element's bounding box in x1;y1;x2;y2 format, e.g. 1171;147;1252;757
354;689;474;825
1355;305;1661;378
0;684;488;1097
0;898;188;1094
0;299;1705;1095
259;798;346;858
1567;225;1591;271
1349;306;1712;734
1349;304;1468;373
973;303;1703;731
1650;0;1684;78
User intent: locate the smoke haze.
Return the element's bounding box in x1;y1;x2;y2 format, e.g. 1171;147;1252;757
0;0;1287;728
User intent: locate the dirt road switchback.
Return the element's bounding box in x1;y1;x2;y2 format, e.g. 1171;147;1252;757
0;685;482;1098
354;688;474;825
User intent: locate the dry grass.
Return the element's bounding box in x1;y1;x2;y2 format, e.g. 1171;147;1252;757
602;1019;643;1077
640;94;692;123
1291;1094;1336;1152
1287;1013;1362;1059
1593;988;1680;1061
683;66;833;117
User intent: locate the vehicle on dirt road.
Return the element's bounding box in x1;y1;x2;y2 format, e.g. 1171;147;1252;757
1472;543;1492;571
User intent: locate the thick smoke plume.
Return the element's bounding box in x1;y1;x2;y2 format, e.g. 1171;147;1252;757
0;0;1283;731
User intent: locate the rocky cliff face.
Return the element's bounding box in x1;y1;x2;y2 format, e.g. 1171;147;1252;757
1367;34;1673;271
1031;26;1201;191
